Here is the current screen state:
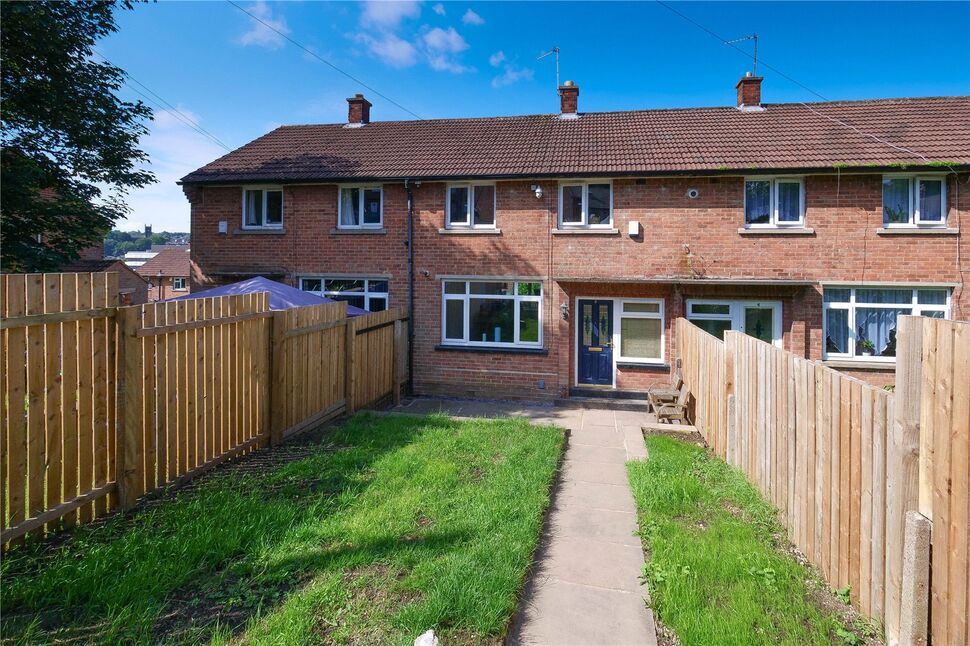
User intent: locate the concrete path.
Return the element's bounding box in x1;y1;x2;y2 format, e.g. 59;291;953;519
391;398;657;646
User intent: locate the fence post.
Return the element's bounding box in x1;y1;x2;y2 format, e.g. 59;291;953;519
268;311;286;447
115;305;144;510
898;511;932;645
345;315;357;414
886;316;924;645
392;316;402;405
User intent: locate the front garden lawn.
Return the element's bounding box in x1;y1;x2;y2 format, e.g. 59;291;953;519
1;413;565;645
627;435;877;646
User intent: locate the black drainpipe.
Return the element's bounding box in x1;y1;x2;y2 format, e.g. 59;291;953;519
405;179;415;395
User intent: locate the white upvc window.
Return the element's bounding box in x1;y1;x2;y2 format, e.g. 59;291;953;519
446;183;496;228
300;277;389;312
338;185;383;229
823;286;950;361
616;299;664;364
882;175;947;227
441;280;542;348
743;177;805;227
172;277;187;291
686;299;784;347
559;180;613;228
242;186;284;229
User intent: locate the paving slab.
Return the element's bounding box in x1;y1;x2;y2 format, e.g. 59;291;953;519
566;443;629;465
561;458;630;486
556;478;637;513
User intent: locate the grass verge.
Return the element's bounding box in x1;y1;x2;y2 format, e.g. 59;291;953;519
627;435;879;646
1;413;564;645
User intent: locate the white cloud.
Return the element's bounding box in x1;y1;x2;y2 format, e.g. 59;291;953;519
360;0;421;28
491;64;533;88
462;8;484;25
489;50;505;67
433;3;446;15
237;0;290;50
353;31;418;68
422;26;471;73
115;108;229;232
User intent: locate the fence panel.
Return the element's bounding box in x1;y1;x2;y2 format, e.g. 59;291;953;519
1;273;119;543
351;308;406;411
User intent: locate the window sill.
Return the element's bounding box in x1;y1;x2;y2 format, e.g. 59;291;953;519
823;359;896;371
737;227;815;236
876;227;958;236
616;361;670;369
434;344;548;355
330;228;387;235
552;228;620;236
233;227;286;235
438;228;502;235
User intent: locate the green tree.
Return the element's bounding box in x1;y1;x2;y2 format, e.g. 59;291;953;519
1;1;154;272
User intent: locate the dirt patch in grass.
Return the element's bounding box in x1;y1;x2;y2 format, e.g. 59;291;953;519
642;427;707;446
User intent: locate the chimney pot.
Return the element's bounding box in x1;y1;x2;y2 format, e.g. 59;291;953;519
347;93;372;125
558;81;579;117
736;74;763;109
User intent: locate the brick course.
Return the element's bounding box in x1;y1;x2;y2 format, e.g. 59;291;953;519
188;172;969;397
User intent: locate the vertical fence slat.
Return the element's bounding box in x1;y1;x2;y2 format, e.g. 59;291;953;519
931;318;954;646
5;276;28;538
42;275;63;528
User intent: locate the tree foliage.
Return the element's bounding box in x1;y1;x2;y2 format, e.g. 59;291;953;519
1;1;154;272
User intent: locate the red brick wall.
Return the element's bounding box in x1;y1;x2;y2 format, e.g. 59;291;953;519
187;172;968;397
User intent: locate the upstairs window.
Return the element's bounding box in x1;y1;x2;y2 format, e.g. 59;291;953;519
744;178;804;227
559;181;612;227
883;175;946;227
446;184;496;228
823;286;950;361
242;187;283;228
339;186;383;228
172;277;187;291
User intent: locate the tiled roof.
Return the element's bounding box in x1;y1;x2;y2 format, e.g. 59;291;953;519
181;96;970;184
136;248;191;278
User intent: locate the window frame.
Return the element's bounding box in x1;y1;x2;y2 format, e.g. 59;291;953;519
822;286;950;362
686;299;784;347
172;277;188;291
299;276;389;312
337;184;384;230
882;174;948;228
558;180;614;229
445;183;497;229
743;176;805;228
615;298;665;365
241;185;284;230
440;279;543;349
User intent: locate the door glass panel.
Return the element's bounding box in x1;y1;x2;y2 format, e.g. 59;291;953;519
743;307;774;343
582;304;593;346
599;304;610;345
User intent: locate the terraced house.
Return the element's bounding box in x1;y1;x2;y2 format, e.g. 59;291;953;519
181;75;970;400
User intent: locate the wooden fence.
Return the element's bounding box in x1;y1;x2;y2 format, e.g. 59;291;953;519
677;316;970;646
2;272;408;544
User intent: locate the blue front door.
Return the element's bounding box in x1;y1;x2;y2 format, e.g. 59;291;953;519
577;299;613;386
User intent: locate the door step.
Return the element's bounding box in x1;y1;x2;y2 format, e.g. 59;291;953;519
568;387;650;400
557;393;652;412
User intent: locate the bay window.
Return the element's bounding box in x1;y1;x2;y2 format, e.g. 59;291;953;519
617;299;664;363
339;185;383;228
744;177;804;227
300;277;388;312
823;286;949;361
442;280;542;348
242;187;283;228
447;184;496;228
559;181;612;227
882;175;946;226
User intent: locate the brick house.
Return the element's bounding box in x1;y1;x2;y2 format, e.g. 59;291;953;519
181;77;970;399
136;247;191;302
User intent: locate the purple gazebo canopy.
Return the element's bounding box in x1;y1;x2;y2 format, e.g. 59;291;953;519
168;276;368;315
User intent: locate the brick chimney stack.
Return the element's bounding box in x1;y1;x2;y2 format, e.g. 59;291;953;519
736;73;763;110
347;94;372;125
559;80;579;118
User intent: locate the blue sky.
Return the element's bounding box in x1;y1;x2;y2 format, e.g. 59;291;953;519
100;1;970;232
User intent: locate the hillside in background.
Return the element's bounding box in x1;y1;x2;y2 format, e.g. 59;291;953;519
104;230;189;259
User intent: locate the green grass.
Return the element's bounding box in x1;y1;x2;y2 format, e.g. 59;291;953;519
627;435;869;646
1;413;565;645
